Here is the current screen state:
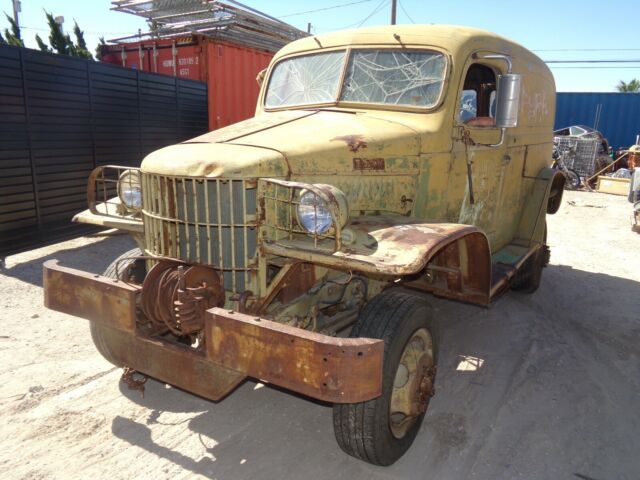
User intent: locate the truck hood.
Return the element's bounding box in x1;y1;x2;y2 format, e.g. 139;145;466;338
141;110;422;177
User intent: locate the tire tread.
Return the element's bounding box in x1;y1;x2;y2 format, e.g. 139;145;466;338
333;289;435;465
90;247;142;366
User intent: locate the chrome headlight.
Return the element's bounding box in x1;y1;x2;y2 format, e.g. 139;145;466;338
297;190;333;234
117;170;142;211
296;186;349;235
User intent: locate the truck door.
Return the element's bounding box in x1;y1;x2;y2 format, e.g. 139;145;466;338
449;61;507;249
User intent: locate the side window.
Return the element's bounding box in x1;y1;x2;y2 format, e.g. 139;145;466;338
457;64;497;126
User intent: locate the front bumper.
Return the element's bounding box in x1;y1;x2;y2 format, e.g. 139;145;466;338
43;260;383;403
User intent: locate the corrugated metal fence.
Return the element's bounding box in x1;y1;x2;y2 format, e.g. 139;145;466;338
0;44;208;259
555;92;640;150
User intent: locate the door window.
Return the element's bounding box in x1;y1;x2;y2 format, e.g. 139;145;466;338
457;64;497;126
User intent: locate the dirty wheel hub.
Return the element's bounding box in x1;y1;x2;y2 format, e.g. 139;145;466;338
389;328;435;439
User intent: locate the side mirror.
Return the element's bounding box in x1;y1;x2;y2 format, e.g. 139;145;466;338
256;68;266;87
495;74;521;128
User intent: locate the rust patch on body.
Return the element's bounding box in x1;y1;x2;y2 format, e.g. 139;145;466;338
331;134;368;153
43;260;140;331
207;308;384;403
277;262;316;305
353;157;385;171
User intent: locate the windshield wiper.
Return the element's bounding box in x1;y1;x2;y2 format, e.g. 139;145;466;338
302;107;359;114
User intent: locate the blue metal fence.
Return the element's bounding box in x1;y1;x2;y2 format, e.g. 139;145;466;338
554;93;640;150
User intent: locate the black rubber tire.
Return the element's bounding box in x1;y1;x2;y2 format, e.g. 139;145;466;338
90;247;143;366
565;169;581;190
332;289;438;466
511;227;549;293
102;247;144;281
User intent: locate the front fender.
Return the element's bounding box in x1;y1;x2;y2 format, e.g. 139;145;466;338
262;215;490;276
263;215;492;305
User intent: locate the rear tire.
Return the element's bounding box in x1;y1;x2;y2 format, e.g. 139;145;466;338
511;226;549;293
90;248;143;366
332;289;438;466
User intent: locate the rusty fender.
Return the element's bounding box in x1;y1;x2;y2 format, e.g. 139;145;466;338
264;215;491;276
43;260;384;403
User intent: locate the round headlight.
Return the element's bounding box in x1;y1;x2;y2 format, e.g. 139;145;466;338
117;170;142;211
297;190;333;234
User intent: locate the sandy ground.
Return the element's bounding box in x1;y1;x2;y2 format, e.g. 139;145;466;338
0;190;639;480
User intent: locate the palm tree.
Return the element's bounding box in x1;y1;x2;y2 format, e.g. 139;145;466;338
616;79;640;92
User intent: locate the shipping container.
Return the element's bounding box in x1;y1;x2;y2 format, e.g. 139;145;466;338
101;36;273;131
555;92;640;150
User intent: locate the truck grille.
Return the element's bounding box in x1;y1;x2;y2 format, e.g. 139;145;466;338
141;173;258;293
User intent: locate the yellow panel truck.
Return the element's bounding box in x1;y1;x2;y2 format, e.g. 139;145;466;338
44;25;564;465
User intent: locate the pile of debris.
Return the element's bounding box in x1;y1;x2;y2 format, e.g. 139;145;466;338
111;0;307;52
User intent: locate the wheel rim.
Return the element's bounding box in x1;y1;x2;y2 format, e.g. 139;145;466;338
389;327;435;439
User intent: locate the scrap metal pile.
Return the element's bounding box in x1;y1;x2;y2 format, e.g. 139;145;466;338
110;0;307;51
553;136;599;178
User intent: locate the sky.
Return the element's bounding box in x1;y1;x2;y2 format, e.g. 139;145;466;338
1;0;639;92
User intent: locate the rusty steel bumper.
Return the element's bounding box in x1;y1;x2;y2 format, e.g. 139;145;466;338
43;260;383;403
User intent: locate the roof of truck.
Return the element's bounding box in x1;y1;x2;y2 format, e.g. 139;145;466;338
275;24;521;58
272;24;551;84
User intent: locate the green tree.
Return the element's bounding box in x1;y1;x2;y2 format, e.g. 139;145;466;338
95;36;106;61
35;33;52;52
0;30;5;44
616;79;640;93
40;12;93;59
45;11;71;55
72;20;92;59
3;13;24;47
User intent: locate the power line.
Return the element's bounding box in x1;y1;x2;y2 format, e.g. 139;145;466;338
534;48;640;52
280;0;374;18
549;66;640;69
545;60;640;63
357;0;389;27
331;0;388;30
398;0;416;23
20;25;134;35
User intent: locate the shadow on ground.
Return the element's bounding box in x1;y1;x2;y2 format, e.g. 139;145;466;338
106;264;640;480
0;234;135;287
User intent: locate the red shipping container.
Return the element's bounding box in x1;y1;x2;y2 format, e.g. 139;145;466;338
101;36;273;131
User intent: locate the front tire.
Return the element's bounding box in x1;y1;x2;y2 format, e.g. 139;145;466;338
90;248;144;366
333;289;438;465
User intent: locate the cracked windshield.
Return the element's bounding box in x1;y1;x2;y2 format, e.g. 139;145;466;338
265;51;346;108
265;50;446;109
341;51;446;107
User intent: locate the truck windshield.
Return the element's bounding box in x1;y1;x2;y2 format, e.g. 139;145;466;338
265;51;347;108
341;51;446;107
265;49;446;109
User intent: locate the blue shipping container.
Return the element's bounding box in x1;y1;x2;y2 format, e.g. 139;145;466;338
554;93;640;150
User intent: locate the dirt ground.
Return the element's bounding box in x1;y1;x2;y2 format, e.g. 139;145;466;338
0;190;639;480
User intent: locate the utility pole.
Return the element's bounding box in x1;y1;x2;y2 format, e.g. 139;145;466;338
12;0;21;28
307;22;311;34
391;0;397;25
55;15;64;32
